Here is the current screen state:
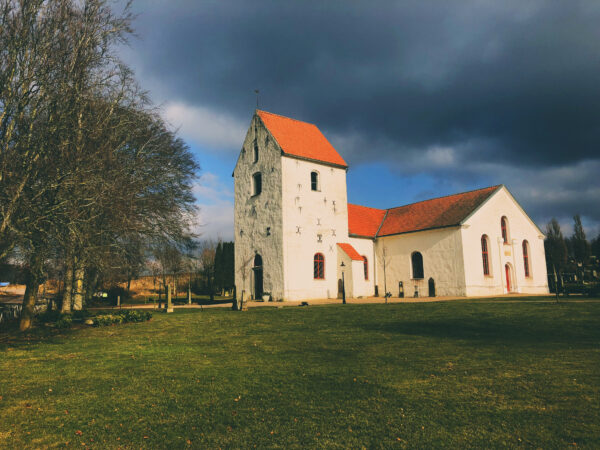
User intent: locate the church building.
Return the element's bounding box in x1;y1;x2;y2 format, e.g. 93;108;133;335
233;110;549;301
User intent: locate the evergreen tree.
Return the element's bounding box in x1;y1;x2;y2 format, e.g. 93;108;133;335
545;218;568;272
224;242;235;291
571;215;591;264
592;233;600;258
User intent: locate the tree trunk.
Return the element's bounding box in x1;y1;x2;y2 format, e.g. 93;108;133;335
19;257;42;331
72;261;84;311
61;258;74;313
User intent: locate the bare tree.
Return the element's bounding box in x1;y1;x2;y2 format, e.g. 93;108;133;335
2;1;199;330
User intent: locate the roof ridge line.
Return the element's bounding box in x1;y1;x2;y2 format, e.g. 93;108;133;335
256;109;316;127
348;203;386;213
385;185;501;211
375;209;389;238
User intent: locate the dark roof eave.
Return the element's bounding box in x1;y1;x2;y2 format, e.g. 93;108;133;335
281;152;348;170
378;223;462;238
349;233;377;240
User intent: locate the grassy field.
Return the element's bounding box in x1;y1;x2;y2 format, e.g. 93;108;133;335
1;299;599;448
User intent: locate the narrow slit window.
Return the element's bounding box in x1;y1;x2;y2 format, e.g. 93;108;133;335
523;240;530;277
501;216;509;243
363;256;368;280
311;171;319;191
252;172;262;196
481;235;490;276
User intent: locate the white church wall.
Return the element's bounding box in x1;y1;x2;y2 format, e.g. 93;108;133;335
374;228;467;297
348;237;375;297
234;114;284;300
337;249;354;299
461;187;549;296
280;156;349;300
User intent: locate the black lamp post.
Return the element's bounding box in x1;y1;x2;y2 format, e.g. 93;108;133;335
341;261;346;304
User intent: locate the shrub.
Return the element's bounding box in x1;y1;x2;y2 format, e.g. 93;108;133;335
92;310;152;327
38;310;63;324
55;316;73;329
72;310;92;320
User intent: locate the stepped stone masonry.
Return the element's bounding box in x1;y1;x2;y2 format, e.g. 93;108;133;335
234;110;549;301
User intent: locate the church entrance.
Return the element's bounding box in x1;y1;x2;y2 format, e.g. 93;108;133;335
505;264;512;292
428;278;435;297
253;254;263;300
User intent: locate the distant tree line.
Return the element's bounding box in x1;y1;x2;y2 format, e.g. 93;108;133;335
544;214;600;293
0;1;198;330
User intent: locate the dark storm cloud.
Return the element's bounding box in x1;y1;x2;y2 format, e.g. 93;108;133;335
120;0;600;232
125;0;600;166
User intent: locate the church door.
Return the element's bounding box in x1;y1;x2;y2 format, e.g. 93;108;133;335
428;278;435;297
254;254;263;300
505;264;511;292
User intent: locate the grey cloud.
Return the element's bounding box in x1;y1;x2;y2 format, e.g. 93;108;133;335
119;0;600;235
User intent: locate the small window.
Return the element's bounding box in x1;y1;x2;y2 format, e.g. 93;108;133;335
253;140;259;163
523;240;531;277
501;216;509;243
314;253;324;279
363;256;368;280
481;235;490;276
310;171;319;191
411;252;424;279
252;172;262;196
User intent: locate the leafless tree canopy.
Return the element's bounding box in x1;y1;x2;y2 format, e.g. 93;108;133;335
0;0;199;330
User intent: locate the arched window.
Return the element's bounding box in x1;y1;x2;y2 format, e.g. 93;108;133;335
252;172;262;196
411;252;424;279
253;139;259;163
481;235;490;276
314;253;324;279
522;240;531;277
363;256;368;280
501;216;509;243
310;171;319;191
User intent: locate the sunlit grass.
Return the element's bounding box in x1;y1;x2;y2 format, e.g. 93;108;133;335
1;300;599;448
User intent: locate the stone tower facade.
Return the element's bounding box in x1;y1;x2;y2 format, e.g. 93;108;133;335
233;110;349;301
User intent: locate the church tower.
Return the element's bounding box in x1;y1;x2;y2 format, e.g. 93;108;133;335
233;110;349;301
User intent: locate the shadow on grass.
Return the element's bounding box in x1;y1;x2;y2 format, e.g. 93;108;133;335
365;317;599;347
0;320;83;351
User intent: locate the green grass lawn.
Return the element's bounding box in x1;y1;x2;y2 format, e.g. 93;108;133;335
1;299;599;448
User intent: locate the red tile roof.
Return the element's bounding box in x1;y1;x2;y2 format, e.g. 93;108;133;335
348;186;501;238
257;110;348;168
348;204;387;238
337;243;365;261
377;186;501;237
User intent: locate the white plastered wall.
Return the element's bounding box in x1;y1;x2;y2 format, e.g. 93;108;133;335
348;237;375;297
233;114;284;300
336;249;354;299
374;227;467;297
281;157;349;300
460;187;549;295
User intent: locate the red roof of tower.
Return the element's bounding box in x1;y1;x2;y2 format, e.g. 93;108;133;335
337;243;364;261
257;110;348;168
348;204;387;238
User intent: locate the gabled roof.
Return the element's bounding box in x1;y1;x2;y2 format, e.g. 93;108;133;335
348;185;502;238
337;243;364;261
348;204;387;238
257;110;348;168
